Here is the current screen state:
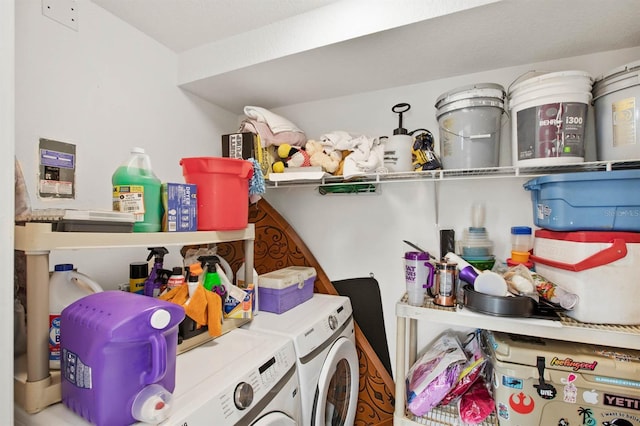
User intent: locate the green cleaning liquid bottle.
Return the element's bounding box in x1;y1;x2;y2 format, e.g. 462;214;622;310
112;147;162;232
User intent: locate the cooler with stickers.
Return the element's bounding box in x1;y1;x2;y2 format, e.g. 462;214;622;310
484;331;640;426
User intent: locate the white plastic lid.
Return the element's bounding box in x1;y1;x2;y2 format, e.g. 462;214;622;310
131;147;145;154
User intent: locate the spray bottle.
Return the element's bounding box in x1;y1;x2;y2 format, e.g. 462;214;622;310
383;103;415;172
143;247;169;297
198;255;227;303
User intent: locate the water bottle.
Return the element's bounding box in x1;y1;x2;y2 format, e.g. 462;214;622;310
112;147;162;232
49;264;104;369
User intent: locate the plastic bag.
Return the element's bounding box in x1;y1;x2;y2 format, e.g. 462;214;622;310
406;332;467;416
458;378;495;424
440;330;486;406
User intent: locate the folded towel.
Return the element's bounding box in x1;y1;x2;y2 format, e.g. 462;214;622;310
244;106;304;134
159;285;222;337
240;119;306;147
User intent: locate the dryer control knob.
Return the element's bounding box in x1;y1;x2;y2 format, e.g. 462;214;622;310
328;315;338;331
234;382;254;410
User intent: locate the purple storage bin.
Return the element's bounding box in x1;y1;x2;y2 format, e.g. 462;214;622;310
258;266;316;314
60;291;185;426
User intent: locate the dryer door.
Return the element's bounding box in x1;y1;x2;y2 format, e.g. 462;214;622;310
311;336;359;426
251;412;297;426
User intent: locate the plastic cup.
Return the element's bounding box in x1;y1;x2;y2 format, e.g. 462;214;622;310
404;252;433;306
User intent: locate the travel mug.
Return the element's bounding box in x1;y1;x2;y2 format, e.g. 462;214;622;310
404;252;434;306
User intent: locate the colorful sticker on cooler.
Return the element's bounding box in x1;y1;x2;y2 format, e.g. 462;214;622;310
551;356;598;372
577;407;597;426
583;389;600;405
595;376;640;390
498;402;510;420
62;348;92;389
594;348;640;363
563;373;578;403
503;375;524;389
601;411;640;426
509;392;535;414
558;418;570;426
604;394;640;412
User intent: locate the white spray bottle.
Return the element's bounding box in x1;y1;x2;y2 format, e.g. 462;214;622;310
383;103;415;172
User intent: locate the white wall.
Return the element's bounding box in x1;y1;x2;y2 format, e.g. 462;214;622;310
2;1;15;423
265;46;640;377
15;0;239;284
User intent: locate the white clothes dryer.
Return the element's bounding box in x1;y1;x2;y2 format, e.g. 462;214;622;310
15;328;302;426
244;294;359;426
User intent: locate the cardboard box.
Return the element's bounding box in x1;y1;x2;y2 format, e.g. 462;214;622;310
221;132;277;177
258;266;316;314
162;183;197;232
222;132;258;159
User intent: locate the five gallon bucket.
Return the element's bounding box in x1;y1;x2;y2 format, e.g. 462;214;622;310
592;60;640;161
180;157;253;231
435;83;506;169
509;70;593;167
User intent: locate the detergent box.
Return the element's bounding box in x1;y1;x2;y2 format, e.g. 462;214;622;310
162;183;197;232
257;266;316;314
484;331;640;426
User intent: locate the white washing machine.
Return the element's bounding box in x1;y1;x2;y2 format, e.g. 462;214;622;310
15;328;302;426
244;294;359;426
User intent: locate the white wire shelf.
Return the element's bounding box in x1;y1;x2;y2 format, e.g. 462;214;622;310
266;159;640;189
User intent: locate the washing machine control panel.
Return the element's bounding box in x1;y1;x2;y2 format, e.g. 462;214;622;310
173;340;296;425
296;299;353;356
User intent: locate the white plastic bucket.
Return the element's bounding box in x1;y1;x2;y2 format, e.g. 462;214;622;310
508;70;593;167
592;60;640;161
435;83;506;169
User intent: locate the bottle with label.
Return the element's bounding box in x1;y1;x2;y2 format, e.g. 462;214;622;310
236;261;259;313
49;264;104;369
129;262;149;295
166;267;185;291
112;147;162;232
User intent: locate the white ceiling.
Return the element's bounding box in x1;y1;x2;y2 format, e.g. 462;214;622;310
91;0;342;52
90;0;640;113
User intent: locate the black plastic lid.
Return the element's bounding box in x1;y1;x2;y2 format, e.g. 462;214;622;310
130;262;149;278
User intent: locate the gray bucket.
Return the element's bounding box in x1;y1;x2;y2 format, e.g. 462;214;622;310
435;83;506;169
592;60;640;161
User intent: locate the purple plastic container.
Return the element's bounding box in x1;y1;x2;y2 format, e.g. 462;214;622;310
60;291;185;426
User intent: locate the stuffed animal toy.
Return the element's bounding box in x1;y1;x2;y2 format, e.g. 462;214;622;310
272;143;311;173
305;139;342;174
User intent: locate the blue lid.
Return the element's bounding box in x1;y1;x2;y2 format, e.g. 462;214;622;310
54;263;74;271
511;226;532;235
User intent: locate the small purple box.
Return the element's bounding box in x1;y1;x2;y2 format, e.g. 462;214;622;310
258;266;316;314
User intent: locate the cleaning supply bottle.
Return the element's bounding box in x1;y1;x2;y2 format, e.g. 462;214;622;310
236;261;259;312
49;264;104;369
166;267;185;291
143;247;169;298
383;103;414;172
112;147;162;232
198;256;227;302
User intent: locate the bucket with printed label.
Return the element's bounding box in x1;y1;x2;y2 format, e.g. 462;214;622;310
592;60;640;161
508;70;593;167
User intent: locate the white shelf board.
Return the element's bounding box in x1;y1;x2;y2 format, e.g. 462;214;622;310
14;222;255;251
396;296;640;351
